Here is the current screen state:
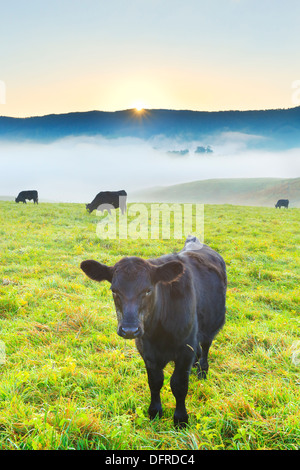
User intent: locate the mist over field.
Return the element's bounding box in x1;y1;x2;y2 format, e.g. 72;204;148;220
0;134;299;202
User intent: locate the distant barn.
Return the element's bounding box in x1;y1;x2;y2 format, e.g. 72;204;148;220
15;190;38;204
86;190;127;214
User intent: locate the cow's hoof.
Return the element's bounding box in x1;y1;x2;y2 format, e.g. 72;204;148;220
197;369;208;380
149;406;162;421
173;413;188;428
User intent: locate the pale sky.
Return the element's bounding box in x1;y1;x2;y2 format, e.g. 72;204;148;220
1;0;300;117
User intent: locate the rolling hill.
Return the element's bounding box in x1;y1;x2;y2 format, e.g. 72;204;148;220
132;177;300;207
0;107;300;150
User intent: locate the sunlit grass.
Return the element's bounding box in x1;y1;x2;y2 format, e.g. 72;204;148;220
0;201;299;449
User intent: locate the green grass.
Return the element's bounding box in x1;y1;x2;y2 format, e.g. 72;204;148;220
0;201;299;450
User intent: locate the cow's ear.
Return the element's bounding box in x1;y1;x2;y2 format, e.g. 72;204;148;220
81;260;114;283
151;261;184;284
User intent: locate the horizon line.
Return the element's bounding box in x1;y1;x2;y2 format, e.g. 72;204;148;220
1;104;300;120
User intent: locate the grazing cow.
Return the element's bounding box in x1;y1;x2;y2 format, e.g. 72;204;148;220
275;199;289;209
81;235;227;426
86;190;127;214
15;190;38;204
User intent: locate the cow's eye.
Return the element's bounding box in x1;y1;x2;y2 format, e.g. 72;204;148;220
111;290;118;297
145;289;152;296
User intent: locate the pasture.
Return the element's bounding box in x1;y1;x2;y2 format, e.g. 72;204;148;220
0;201;299;450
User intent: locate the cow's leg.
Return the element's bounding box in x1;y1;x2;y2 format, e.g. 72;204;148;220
198;340;212;379
171;354;193;427
146;365;164;420
193;343;201;368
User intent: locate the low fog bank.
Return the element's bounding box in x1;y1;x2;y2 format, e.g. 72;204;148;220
0;134;299;203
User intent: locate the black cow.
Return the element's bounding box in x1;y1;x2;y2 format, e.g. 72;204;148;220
275;199;289;209
81;235;227;426
15;190;38;204
86;190;127;214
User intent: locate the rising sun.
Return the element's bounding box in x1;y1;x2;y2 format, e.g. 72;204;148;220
133;102;145;112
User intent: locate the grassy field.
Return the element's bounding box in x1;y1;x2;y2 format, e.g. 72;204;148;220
0;201;299;450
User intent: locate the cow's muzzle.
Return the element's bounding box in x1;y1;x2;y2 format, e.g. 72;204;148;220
118;325;143;339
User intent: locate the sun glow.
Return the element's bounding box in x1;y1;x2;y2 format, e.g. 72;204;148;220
133;102;145;112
